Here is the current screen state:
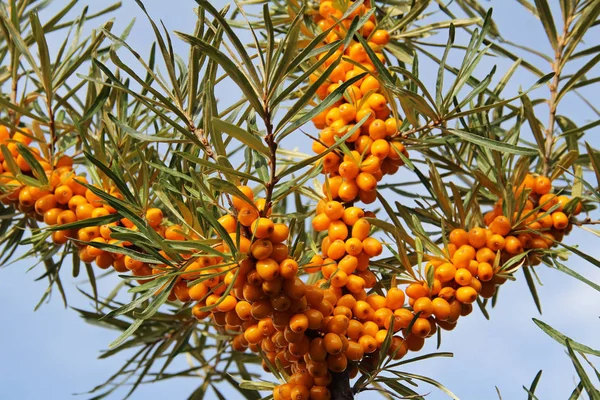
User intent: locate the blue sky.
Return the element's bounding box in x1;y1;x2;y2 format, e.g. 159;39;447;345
0;1;599;399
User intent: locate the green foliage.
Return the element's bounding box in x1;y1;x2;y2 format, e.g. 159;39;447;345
0;0;599;399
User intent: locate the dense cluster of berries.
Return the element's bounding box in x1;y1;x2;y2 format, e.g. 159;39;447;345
0;0;586;395
309;0;407;205
482;174;580;266
0;124;193;287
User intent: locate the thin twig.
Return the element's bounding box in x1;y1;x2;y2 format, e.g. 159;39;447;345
400;119;440;139
190;125;237;216
46;98;56;166
543;17;571;176
263;108;279;216
573;218;600;227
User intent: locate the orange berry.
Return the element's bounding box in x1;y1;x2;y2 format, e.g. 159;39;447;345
323;332;343;355
251;217;274;239
338;161;360;180
328;220;349;241
338;179;359;202
342;207;365;226
362;237;382;257
539;193;558;211
368;119;387;140
386;288;405;310
413;297;433;318
552;211;569;230
411;317;431;338
165;225;186;241
468;227;487;248
324;239;344;260
431;297;451;321
351;218;371;241
312;213;331;232
346;274;366;293
289;313;309;333
477;262;494;282
337;255;358;274
232;185;254;210
356;172;377;192
367;93;387;112
454;268;473;286
34;194;57;215
370;139;390;159
76;203;95;220
489;216;511;236
434;263;456;283
348;42;367;62
360;75;380;94
452;246;475;269
449;228;469;247
269;223;288;243
405;282;429;299
344;237;363;256
504;235;523;254
534;176;552;195
455;286;478;304
256;258;280;281
43;208;62;225
355;135;373;155
486;234;505;251
358;335;377;354
57;209;77;225
251;239;273;260
371;29;390;46
238;207;259;227
476;247;495;264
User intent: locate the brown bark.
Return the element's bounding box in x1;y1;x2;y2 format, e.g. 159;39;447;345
329;371;354;400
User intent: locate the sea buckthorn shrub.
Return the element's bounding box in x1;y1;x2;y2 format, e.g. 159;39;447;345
1;0;599;399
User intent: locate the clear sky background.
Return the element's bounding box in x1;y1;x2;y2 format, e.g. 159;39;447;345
0;1;599;399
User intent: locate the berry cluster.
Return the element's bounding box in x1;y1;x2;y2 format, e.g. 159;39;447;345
0;124;191;287
309;0;407;204
0;0;587;397
483;174;580;265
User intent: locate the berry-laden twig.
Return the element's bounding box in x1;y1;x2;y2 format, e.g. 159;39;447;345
0;1;590;399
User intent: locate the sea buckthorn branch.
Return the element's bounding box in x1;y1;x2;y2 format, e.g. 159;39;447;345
0;1;599;399
261;1;593;399
543;13;570;177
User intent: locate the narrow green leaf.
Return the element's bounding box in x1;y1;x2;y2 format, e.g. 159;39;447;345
29;12;53;101
551;258;600;293
533;0;559;50
212;118;269;156
527;370;543;400
557;53;600;104
561;3;600;66
533;319;600;357
585;142;600;190
445;128;538;156
277;72;367;140
16;143;48;185
558;240;600;269
46;213;121;232
175;32;264;119
436;24;455;110
565;340;600;399
278;124;357;179
550;150;578;181
195;0;262;87
522;94;546;156
238;380;276;391
522;267;542;314
395;371;460;400
397;18;481;39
